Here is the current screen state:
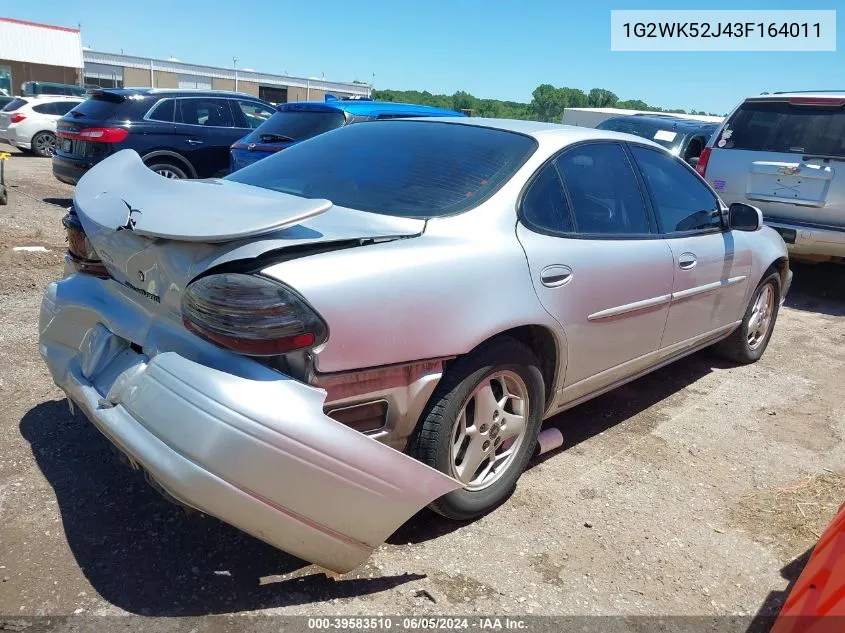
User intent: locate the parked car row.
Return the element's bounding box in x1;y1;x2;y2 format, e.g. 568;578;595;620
0;95;84;156
46;89;464;184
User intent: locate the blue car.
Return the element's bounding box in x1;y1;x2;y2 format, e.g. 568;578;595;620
230;96;464;172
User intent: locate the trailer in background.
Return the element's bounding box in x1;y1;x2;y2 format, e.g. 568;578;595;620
562;107;723;128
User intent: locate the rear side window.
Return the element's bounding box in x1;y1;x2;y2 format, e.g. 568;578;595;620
555;143;650;235
245;109;346;143
521;163;573;234
720;101;845;157
147;99;175;122
32;103;55;115
176;98;235;127
3;98;28;112
228;120;538;218
630;145;721;234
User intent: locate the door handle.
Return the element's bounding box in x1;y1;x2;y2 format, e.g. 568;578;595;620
185;139;204;145
678;253;697;270
540;265;573;288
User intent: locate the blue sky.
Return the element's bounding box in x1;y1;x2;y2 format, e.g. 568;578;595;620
8;0;844;114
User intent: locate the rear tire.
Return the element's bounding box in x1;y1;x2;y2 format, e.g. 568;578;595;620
31;132;57;158
408;337;545;520
146;161;189;179
715;270;781;364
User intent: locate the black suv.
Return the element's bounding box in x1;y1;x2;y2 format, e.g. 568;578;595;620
52;89;276;185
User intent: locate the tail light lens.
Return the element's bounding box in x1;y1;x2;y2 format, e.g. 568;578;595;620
62;209;109;278
58;127;129;143
695;146;712;177
10;113;26;123
182;273;328;356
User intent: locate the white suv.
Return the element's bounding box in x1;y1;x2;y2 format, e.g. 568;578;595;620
697;92;845;264
0;95;85;157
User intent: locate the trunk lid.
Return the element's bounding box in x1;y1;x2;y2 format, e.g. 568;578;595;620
72;149;425;320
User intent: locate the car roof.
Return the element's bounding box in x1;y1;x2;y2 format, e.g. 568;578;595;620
392;117;668;148
604;114;717;129
278;100;464;117
100;88;265;99
21;94;85;102
756;91;845;100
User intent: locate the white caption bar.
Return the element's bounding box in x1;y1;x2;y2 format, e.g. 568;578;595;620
611;10;836;52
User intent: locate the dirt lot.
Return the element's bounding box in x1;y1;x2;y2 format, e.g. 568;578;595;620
0;149;843;619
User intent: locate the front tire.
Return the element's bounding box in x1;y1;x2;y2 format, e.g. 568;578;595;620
715;270;781;364
409;337;544;520
31;132;57;157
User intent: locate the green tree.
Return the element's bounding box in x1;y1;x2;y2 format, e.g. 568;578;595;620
588;88;618;108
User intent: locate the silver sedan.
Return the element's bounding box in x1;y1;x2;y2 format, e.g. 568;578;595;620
39;117;791;573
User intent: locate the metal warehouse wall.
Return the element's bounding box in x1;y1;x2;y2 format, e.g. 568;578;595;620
2;60;81;90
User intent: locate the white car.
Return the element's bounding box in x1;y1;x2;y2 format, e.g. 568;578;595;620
0;95;85;157
698;91;845;264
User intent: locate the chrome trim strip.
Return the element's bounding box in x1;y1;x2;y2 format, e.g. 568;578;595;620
671;276;746;301
587;294;672;321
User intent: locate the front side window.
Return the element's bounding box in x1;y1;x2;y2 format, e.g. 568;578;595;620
228;120;537;218
555;142;650;235
630;145;721;234
521;163;573;234
176;98;235;127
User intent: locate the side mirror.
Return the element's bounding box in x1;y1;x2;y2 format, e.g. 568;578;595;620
729;202;763;231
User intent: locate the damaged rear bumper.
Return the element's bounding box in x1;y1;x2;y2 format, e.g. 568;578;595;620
39;276;460;573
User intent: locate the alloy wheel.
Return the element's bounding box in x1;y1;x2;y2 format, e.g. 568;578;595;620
450;370;530;491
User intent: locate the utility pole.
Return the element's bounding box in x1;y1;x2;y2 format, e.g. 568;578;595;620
233;56;238;91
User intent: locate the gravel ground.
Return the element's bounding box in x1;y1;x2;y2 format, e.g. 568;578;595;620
0;148;843;619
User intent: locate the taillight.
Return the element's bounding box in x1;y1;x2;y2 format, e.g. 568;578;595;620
10;113;26;123
181;273;328;356
58;127;129;143
62;209;109;278
76;127;129;143
696;146;712;177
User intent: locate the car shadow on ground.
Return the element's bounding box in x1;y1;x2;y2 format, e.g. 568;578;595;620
19;400;423;615
745;546;813;633
41;197;73;208
783;262;844;317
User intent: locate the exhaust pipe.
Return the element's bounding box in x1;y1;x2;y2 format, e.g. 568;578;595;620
535;427;564;456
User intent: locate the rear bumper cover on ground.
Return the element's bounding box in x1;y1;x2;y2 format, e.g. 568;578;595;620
38;276;460;573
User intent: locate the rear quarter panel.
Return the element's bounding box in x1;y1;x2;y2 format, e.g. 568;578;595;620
260;205;565;375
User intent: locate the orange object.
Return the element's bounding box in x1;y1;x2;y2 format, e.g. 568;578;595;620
771;500;845;633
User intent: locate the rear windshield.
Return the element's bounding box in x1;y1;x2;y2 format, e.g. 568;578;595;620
245;109;346;143
63;95;124;120
720;101;845;157
2;98;28;112
597;118;686;149
228;120;538;218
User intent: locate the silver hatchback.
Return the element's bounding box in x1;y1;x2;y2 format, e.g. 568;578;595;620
40;118;791;573
697;92;845;263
